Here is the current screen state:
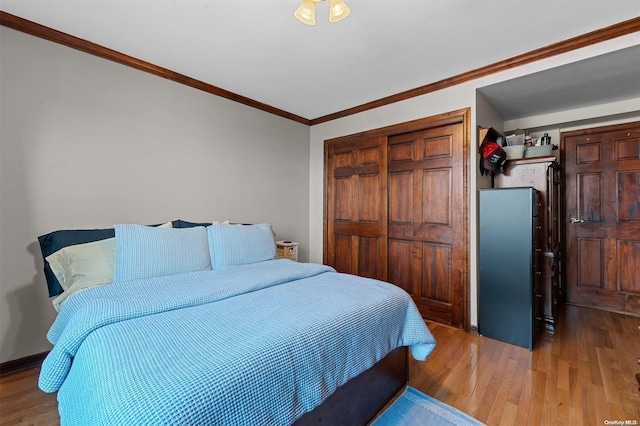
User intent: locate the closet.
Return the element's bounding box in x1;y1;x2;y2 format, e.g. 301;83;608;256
324;109;470;329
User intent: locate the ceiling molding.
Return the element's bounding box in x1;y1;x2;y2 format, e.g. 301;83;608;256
0;11;312;126
1;11;638;126
309;16;640;125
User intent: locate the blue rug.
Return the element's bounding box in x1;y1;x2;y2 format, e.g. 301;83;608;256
371;386;485;426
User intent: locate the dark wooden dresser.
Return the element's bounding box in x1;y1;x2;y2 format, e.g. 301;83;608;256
494;155;562;333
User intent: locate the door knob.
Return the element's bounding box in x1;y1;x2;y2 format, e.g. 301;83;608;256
570;217;584;223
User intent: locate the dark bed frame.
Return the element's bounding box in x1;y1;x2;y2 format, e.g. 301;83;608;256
294;346;408;425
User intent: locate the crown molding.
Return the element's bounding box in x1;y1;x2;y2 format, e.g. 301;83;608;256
2;11;638;126
0;11;311;125
309;16;640;125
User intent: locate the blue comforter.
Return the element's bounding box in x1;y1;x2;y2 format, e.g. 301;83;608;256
39;260;436;425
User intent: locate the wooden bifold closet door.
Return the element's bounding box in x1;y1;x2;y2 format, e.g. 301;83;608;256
387;124;466;327
324;110;469;329
324;137;388;280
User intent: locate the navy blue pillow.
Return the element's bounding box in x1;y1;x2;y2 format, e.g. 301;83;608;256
172;219;212;228
38;228;115;297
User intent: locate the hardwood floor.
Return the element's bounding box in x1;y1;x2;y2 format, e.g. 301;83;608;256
1;305;638;425
0;367;58;425
411;305;640;425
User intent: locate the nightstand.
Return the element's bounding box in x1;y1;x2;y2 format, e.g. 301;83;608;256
276;240;299;261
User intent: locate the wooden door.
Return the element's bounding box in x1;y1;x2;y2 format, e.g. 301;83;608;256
563;122;640;315
387;123;466;327
325;137;388;279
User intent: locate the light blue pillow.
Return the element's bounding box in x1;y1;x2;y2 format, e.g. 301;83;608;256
207;223;276;269
114;224;211;281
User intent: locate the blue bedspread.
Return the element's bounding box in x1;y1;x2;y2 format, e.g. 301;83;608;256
39;260;436;425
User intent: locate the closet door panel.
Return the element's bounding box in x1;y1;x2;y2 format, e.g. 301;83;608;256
419;242;452;304
334;176;357;221
334;235;354;274
325;137;388;280
388;123;465;327
388;239;414;295
389;171;413;224
421;168;452;226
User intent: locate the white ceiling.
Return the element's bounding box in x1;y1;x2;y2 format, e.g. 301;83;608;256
1;0;639;121
478;45;640;121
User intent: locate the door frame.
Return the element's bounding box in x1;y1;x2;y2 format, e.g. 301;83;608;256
323;108;471;331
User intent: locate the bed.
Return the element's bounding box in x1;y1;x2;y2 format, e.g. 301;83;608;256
37;221;436;425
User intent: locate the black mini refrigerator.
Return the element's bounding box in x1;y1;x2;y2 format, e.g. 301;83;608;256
479;187;539;349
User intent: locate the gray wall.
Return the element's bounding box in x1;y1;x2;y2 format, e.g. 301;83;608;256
0;27;310;363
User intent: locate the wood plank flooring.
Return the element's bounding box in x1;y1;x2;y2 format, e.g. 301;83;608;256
1;305;639;425
411;305;640;425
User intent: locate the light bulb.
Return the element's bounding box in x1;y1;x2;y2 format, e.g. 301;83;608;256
295;0;317;25
328;0;350;23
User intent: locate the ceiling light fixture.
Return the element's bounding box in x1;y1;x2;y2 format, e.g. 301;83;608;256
294;0;351;25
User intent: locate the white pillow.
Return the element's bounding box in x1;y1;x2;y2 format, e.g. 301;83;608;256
46;238;116;292
114;223;211;281
47;238;116;311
